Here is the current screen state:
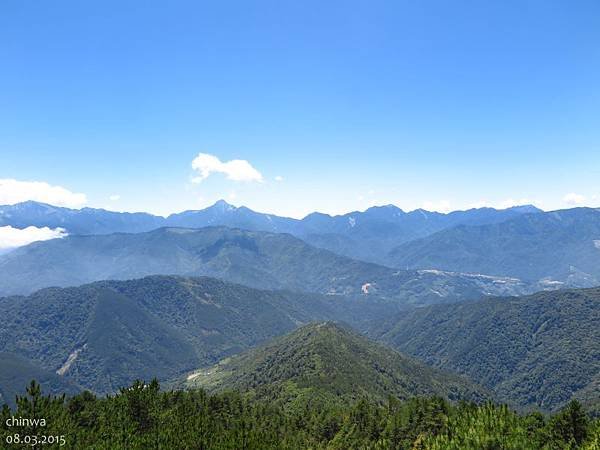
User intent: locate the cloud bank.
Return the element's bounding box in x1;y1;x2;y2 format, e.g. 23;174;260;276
469;198;534;210
191;153;263;183
0;179;87;207
0;225;68;251
421;200;452;213
563;192;585;206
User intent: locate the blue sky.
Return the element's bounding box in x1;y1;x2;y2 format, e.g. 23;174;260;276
1;0;599;218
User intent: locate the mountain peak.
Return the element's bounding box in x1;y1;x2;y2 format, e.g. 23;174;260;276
364;204;404;214
12;200;56;208
2;200;64;213
184;321;488;405
209;199;236;211
506;204;541;213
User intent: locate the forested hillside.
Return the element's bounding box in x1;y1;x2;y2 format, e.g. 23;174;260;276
376;287;600;412
182;322;488;407
0;276;372;394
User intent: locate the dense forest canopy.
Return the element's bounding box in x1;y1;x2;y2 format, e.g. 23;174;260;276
1;381;598;450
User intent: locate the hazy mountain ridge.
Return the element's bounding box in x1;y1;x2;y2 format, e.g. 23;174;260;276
298;204;542;263
0;226;532;302
387;207;600;286
0;200;541;263
0;200;164;234
5;200;599;288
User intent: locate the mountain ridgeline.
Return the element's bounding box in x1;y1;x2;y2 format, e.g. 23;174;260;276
0;201;164;235
0;200;541;264
5;200;600;289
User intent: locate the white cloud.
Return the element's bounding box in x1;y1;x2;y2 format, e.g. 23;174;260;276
191;153;263;183
563;192;586;205
0;225;68;250
274;175;284;182
109;194;121;201
357;189;376;203
0;179;87;207
422;200;452;213
468;200;491;209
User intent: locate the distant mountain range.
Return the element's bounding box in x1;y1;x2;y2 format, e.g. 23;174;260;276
0;200;541;264
0;226;532;302
7;200;600;288
5;200;599;289
0;200;164;235
298;204;542;264
180;322;489;407
374;287;600;412
387;207;600;286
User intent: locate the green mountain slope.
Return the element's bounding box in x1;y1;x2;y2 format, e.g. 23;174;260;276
0;276;359;394
0;226;532;304
183;322;489;408
388;207;600;287
375;287;600;412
